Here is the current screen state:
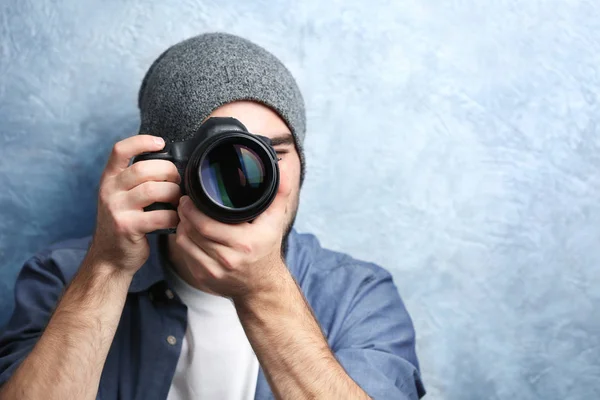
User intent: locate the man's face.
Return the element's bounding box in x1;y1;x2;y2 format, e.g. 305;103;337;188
201;101;301;244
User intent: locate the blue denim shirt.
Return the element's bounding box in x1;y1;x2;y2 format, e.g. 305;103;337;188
0;229;425;399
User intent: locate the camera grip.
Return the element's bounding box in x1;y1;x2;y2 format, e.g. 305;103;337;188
131;147;178;235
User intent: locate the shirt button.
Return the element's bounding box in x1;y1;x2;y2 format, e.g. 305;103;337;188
165;289;174;300
167;335;177;346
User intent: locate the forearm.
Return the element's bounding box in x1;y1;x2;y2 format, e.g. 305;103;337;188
234;267;370;400
0;255;132;400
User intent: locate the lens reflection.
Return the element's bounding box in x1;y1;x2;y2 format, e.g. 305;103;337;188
200;142;266;208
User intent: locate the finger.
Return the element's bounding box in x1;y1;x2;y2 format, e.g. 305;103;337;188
179;216;221;255
105;135;165;176
117;159;181;191
178;210;238;261
124;181;181;210
131;209;179;234
175;229;224;280
178;196;242;246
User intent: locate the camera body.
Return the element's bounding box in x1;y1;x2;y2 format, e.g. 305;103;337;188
132;117;280;234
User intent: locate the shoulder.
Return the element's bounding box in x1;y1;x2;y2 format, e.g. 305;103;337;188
288;230;420;370
288;230;406;330
288;230;393;288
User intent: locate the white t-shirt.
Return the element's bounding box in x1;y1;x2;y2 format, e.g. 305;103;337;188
166;269;259;400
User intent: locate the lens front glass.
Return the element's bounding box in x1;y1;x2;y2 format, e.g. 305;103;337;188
200;141;267;209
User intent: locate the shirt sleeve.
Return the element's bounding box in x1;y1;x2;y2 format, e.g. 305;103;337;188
331;267;426;400
0;251;104;400
0;252;66;387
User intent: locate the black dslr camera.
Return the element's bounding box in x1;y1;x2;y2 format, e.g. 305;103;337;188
132;117;280;234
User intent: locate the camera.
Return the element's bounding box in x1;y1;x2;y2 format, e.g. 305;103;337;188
132;117;280;234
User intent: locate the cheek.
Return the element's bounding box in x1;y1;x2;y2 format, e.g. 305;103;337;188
278;154;300;192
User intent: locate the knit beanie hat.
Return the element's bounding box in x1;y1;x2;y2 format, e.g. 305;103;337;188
137;32;306;182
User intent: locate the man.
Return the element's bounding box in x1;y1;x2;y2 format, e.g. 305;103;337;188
0;33;425;399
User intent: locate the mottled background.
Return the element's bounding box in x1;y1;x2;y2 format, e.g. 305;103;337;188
1;1;599;399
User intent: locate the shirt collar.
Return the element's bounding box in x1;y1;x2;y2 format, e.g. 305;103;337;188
128;229;303;293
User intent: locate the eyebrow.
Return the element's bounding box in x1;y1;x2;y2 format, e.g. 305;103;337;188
269;134;295;147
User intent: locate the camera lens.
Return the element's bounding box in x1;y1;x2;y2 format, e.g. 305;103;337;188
183;118;279;224
200;141;267;209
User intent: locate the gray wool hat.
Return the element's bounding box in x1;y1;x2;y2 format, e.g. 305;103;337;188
137;32;306;179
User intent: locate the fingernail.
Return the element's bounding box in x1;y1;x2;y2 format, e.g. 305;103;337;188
153;137;165;147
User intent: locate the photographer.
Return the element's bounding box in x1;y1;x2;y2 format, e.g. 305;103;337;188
0;33;424;400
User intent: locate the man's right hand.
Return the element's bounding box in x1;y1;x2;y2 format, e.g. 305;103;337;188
88;134;182;276
0;135;178;400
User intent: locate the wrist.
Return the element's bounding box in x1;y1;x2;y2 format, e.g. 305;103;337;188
84;243;137;280
54;252;134;321
78;252;135;292
232;261;294;314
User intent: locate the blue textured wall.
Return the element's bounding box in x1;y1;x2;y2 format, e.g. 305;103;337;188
1;1;599;399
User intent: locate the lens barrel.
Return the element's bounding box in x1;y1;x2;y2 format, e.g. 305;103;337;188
185;131;279;223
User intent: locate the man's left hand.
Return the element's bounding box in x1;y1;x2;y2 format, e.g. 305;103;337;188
173;173;292;301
